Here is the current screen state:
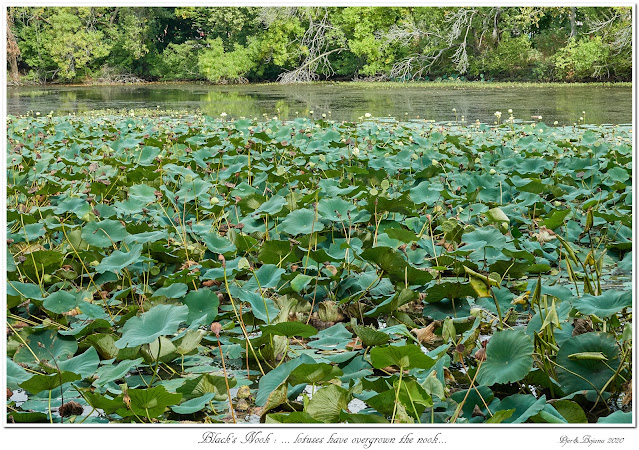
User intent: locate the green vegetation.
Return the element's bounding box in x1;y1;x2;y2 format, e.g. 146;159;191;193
6;112;632;423
7;6;632;84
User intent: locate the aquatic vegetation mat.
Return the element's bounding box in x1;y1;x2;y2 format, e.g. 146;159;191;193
6;114;632;424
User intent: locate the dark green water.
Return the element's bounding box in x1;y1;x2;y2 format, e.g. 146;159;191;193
6;82;632;125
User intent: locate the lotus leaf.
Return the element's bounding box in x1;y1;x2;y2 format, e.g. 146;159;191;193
556;332;620;394
573;290;631;318
476;329;533;386
115;304;189;348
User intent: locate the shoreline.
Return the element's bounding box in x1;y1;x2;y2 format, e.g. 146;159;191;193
7;79;632;89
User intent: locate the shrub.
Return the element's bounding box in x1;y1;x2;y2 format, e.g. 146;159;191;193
198;38;256;83
471;35;537;80
156;41;202;81
552;36;610;81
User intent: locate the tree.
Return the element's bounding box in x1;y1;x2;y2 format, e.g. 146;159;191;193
198;38;255;83
41;9;112;80
273;7;345;83
7;9;21;82
6;6;632;84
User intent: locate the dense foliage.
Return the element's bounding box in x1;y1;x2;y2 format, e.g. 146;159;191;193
7;112;632;423
7;6;632;84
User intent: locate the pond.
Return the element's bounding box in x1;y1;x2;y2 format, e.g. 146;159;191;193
6;82;632;125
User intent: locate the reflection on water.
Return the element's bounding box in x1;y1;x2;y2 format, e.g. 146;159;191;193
7;83;632;125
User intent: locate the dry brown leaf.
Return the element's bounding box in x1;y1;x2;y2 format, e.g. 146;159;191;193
345;337;363;351
411;320;442;346
622;380;632;407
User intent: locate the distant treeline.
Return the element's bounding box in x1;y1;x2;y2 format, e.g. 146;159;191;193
6;6;632;84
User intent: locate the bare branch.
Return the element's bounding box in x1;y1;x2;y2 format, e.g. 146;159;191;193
278;47;344;83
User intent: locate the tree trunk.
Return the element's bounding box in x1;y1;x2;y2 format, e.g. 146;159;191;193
109;7;120;26
492;7;502;43
6;14;21;82
569;7;577;38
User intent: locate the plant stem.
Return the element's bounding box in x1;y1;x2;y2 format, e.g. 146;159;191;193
391;367;404;423
149;337;161;386
217;337;237;423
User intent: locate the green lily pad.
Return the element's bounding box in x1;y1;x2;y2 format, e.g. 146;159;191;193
370;344;436;370
171;393;216;414
339;411;389;423
257;239;301;265
573;290;631;318
261;322;318;338
254;195;287;215
552;400;587;423
81;219;128;248
556;332;620;394
177;374;236;400
202;234;237;255
290;273;314;292
95;244;143;274
20;371;81;395
115;304;189;348
476;329;533;386
13;329;78;367
305;384;350;423
256;354;315;407
123;385;182;418
43;290;79;314
183;289;219;324
288;363;344;385
7;358;33;390
352;323;390;347
94;357;144;386
152;283;188;299
57;347;100;378
173;329;205;355
7;412;49;423
597;410;632;423
229;286;279;324
541;209;571;230
318;197;356;222
424;282;475;303
280;208;324;235
492;394;547;424
243;264;285;290
361;247;432;285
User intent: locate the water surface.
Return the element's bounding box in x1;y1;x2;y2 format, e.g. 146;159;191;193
7;83;632;125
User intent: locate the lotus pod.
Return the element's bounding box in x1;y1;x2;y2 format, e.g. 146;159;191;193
58;401;84;417
236;385;252;399
235;398;250;412
318;301;345;323
572;318;593;336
